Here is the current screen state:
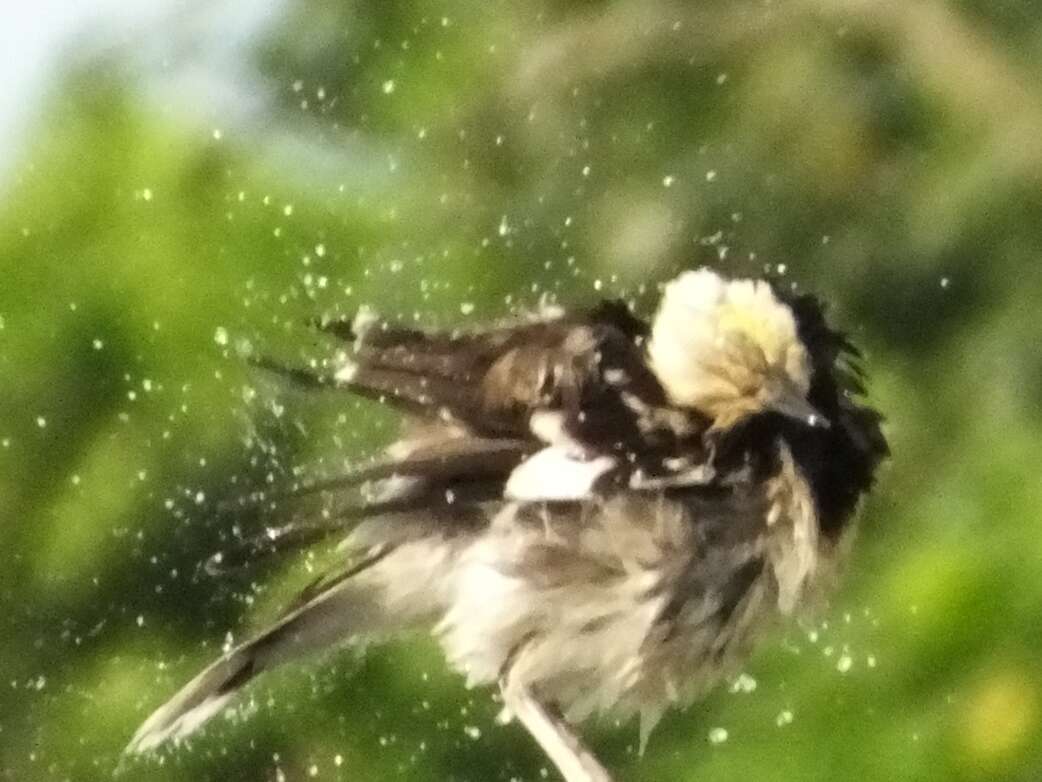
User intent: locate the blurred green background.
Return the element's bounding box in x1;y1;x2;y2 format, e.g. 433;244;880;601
2;1;1041;780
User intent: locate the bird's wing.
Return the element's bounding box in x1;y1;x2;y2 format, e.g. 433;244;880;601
270;300;665;439
214;301;714;580
254;301;711;505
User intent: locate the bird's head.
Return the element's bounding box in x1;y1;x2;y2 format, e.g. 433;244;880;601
648;268;826;431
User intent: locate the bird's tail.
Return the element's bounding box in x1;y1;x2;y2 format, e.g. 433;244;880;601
125;547;395;754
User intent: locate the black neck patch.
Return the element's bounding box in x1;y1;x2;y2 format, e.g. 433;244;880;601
780;291;889;537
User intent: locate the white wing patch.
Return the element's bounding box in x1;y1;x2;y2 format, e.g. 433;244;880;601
505;447;616;502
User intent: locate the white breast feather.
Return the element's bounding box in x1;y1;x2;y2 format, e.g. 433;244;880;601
504;447;616;502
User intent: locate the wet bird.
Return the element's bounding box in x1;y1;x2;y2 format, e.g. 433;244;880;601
127;268;888;782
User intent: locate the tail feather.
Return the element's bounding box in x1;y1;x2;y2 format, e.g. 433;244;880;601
125;645;255;753
126;546;392;754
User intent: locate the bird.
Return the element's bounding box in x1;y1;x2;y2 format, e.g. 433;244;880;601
126;268;888;782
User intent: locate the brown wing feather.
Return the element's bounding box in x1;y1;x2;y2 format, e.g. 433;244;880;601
267;302;672;442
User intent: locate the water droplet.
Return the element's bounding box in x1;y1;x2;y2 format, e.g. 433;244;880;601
708;727;729;745
731;673;757;693
382;79;396;94
662;175;675;187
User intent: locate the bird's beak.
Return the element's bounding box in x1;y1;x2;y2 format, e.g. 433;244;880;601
765;378;830;429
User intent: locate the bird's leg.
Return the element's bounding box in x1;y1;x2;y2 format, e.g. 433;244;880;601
539;503;568;545
499;667;614;782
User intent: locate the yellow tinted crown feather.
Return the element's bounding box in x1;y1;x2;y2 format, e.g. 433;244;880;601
648;269;813;428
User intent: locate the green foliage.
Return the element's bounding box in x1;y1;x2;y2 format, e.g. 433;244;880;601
2;1;1041;780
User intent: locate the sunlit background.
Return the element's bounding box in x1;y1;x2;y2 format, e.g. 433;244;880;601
2;1;1041;780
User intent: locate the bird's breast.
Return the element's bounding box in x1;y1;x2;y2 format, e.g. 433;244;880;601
431;472;822;728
